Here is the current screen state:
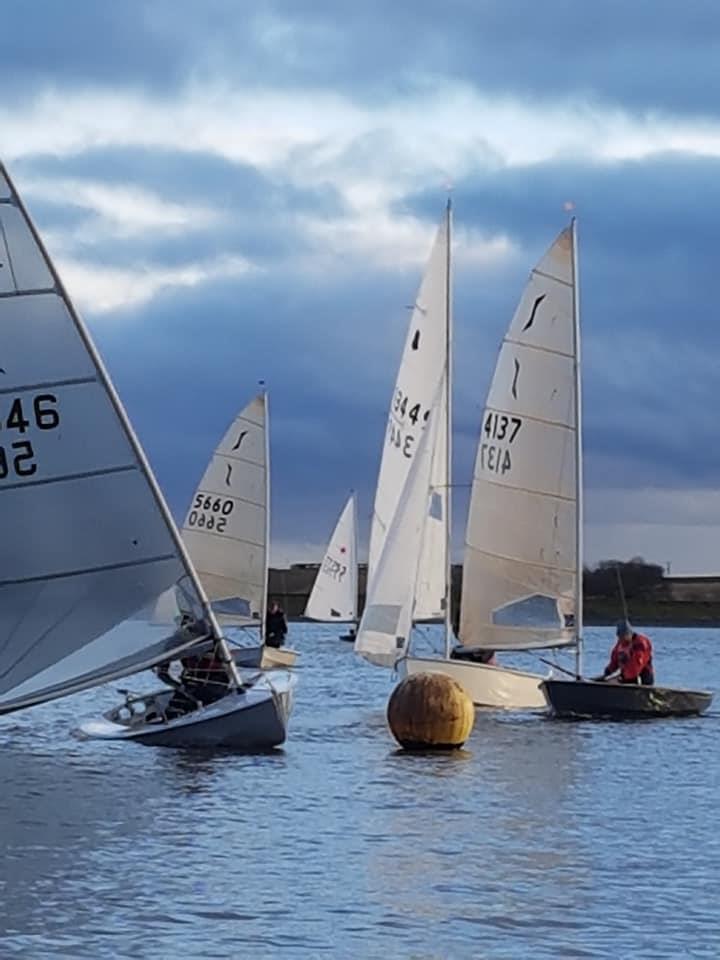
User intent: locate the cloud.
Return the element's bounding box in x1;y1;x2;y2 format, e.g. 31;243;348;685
24;177;220;238
56;253;254;313
3;2;720;574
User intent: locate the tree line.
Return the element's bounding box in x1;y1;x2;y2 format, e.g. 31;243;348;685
583;558;665;599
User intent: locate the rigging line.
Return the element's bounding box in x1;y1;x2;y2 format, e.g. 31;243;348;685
616;564;629;622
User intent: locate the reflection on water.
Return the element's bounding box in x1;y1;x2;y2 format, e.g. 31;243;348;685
0;624;719;958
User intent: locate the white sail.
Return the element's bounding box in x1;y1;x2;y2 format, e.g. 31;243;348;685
356;398;441;667
0;163;213;714
460;224;579;651
367;209;449;593
305;493;358;622
182;394;268;628
413;379;448;621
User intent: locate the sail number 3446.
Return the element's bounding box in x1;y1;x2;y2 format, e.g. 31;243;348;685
0;394;60;480
388;389;431;459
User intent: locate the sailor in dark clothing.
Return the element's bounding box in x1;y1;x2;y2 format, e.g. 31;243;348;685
155;642;232;719
265;600;288;648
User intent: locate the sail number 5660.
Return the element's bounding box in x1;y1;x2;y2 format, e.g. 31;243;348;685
187;494;235;533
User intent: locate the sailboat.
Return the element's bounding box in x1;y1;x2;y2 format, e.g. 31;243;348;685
0;161;294;748
355;201;453;667
401;222;582;708
180;394;298;670
304;493;359;641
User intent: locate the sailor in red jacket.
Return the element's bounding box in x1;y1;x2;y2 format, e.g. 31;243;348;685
602;620;654;685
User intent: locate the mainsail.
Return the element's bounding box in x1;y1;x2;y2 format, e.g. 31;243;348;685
367;208;449;597
355;400;441;667
181;393;269;629
0;163;217;714
305;493;358;622
460;223;581;651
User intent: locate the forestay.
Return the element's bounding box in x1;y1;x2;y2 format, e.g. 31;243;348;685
460;224;580;651
305;493;358;622
367;209;449;594
0;163;213;714
356;398;441;667
181;394;268;627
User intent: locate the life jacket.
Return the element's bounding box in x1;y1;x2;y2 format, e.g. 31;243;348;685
180;652;229;688
609;633;653;682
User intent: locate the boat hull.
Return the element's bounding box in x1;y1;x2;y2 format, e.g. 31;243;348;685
261;646;298;668
230;645;298;669
541;679;713;720
232;644;263;667
77;672;296;749
399;656;547;709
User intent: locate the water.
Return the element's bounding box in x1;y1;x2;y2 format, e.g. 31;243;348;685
1;625;719;959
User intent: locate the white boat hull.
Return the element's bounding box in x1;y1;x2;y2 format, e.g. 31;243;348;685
229;645;298;669
261;646;298;669
77;672;296;749
398;656;548;709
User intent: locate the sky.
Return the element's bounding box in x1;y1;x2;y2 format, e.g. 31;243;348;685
4;0;720;572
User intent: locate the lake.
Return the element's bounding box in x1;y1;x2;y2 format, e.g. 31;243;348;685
0;624;718;959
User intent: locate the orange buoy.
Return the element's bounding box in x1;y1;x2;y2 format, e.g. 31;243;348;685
387;672;474;750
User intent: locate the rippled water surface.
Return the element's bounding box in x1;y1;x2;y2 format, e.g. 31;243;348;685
1;625;719;959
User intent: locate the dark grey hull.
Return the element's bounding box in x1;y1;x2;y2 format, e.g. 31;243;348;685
541;679;713;720
78;673;296;749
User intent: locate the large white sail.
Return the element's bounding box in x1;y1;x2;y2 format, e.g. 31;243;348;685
460;224;579;651
305;493;358;622
356;398;441;667
182;394;268;628
0;163;214;714
367;208;450;593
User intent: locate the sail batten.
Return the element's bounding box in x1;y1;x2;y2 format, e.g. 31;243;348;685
0;377;98;395
0;553;177;589
460;225;579;653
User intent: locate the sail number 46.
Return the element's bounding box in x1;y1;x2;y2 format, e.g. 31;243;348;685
0;394;60;480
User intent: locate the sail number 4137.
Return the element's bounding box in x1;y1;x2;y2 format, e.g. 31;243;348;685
480;412;522;477
0;394;60;480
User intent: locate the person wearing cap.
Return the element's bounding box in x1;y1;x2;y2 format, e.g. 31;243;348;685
600;620;654;685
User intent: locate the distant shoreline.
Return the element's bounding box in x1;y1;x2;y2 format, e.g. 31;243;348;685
268;567;720;629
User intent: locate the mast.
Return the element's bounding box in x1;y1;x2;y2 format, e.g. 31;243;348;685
261;386;270;646
4;164;245;688
351;490;359;627
571;217;584;678
443;197;453;658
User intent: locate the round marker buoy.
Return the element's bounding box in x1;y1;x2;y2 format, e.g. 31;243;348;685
387;672;474;750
